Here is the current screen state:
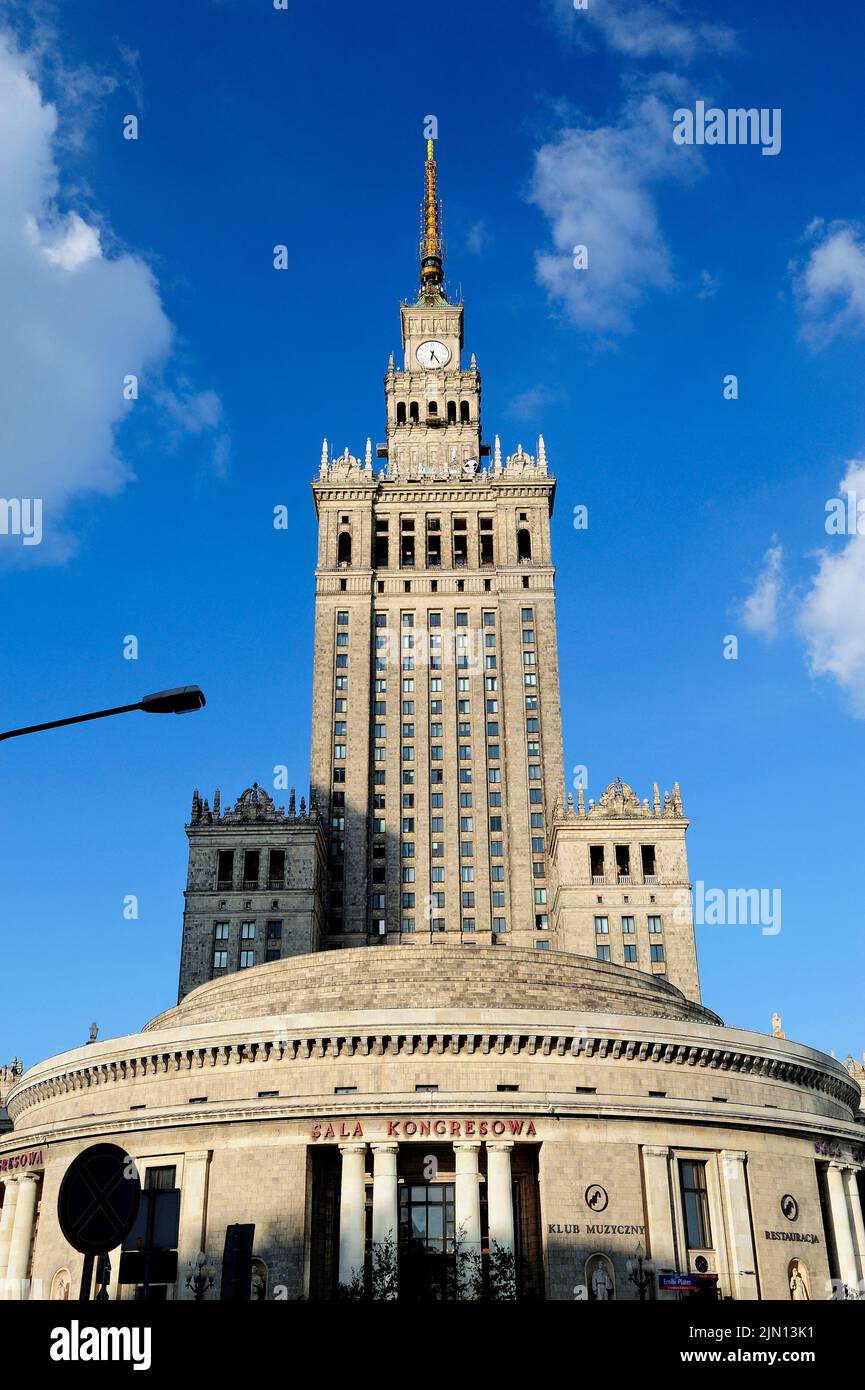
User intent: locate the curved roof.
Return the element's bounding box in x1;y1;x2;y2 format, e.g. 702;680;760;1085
145;946;723;1031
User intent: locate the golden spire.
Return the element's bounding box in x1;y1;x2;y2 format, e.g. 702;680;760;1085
419;138;445;301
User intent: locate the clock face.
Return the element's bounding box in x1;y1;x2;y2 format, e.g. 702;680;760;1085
416;339;451;369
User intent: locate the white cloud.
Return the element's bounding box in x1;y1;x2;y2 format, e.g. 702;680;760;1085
741;542;784;641
697;268;718;299
505;384;563;421
793;221;865;348
528;91;702;337
798;461;865;716
550;0;735;61
0;30;226;561
466;219;490;255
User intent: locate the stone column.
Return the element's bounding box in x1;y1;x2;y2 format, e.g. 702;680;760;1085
718;1150;759;1300
0;1180;20;1290
371;1143;399;1299
842;1166;865;1288
371;1143;399;1248
826;1161;858;1291
5;1174;39;1299
641;1145;677;1299
176;1150;212;1301
454;1141;482;1298
486;1143;515;1255
337;1142;367;1289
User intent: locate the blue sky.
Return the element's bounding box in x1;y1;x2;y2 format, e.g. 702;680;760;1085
1;0;863;1068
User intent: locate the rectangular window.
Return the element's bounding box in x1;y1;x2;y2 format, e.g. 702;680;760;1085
648;915;663;933
650;943;665;962
214;922;229;940
216;849;234;888
266;921;282;940
679;1160;712;1249
594;916;609;934
268;849;285;887
596;944;611;962
213;950;228;969
240;950;254;969
241;921;255;940
492;917;507;934
242;849;259;888
621;916;635;934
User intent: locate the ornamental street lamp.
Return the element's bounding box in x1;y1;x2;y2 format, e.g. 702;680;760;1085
625;1242;655;1301
0;686;206;742
185;1250;215;1301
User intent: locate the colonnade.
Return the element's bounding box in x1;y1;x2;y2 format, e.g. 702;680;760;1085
338;1139;515;1293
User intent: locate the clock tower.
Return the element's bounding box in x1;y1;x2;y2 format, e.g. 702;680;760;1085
310;139;564;952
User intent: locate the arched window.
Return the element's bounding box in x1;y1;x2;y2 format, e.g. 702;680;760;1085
337;532;352;566
410;401;419;424
447;400;457;424
396;401;406;425
517;528;532;562
428;401;438;416
460;401;470;423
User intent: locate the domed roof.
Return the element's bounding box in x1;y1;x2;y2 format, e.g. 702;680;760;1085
145;946;722;1031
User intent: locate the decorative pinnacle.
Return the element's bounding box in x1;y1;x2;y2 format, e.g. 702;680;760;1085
419;139;445;300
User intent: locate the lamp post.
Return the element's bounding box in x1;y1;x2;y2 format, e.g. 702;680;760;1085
625;1242;655;1301
0;686;206;742
185;1250;215;1301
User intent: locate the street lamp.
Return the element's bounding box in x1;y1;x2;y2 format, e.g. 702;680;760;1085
0;686;206;742
185;1250;215;1301
626;1242;655;1301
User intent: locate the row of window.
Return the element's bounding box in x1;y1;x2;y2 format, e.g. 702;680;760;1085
339;516;534;569
596;942;665;963
213;947;282;969
215;848;285;891
594;915;664;934
590;843;658;883
213;920;283;941
394;399;472;425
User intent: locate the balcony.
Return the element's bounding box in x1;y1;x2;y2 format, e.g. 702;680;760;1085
617;874;632;885
242;879;260;890
591;875;607;886
268;878;285;890
216;880;233;891
643;874;658;885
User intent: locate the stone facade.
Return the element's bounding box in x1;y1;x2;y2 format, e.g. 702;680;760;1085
549;778;701;1000
1;950;862;1302
2;142;863;1304
177;783;326;999
307;145;564;953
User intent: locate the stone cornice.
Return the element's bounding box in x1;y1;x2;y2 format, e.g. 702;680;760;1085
5;1009;859;1122
3;1091;862;1154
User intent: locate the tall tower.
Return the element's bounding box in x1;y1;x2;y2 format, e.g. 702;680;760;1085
310;141;565;951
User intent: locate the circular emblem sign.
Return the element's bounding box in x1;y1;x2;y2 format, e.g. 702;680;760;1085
780;1193;799;1222
58;1143;141;1256
584;1184;609;1213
